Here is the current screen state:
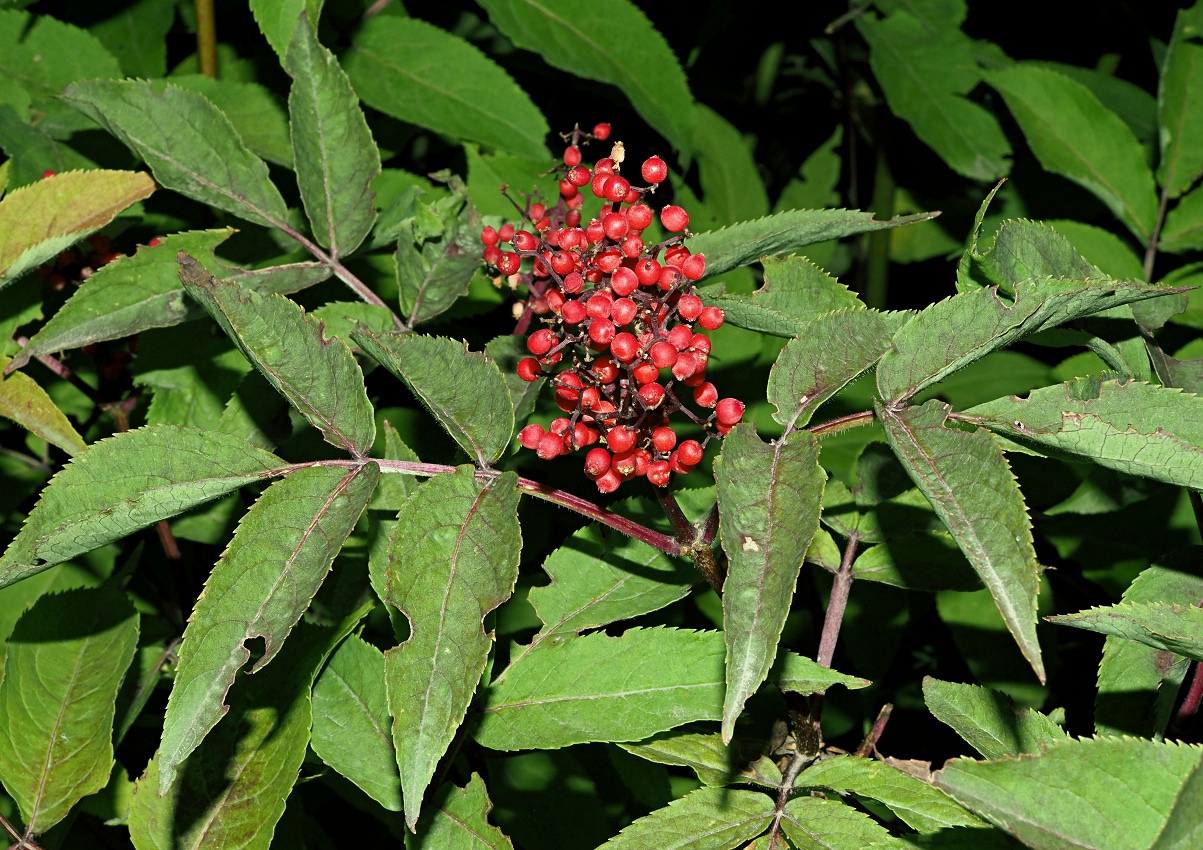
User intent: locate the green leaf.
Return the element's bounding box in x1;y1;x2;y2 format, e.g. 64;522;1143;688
394;185;480;326
409;773;514;849
693;104;769;223
180;255;376;455
0;425;283;590
772;650;870;695
478;0;693;155
352;331;514;466
380;468;521;829
767;309;907;428
90;0;175;78
985;64;1158;241
526;524;695;642
973;218;1103;290
878;401;1044;682
715;425;825;742
706;255;865;337
690;209;936;281
130;619;349;850
475;628;726;751
132;329;252;430
796;756;983;833
1049;601;1203;662
250;0;323;59
485;334;546;427
170;75;294;169
620;729;782;789
966;378;1203;489
876;276;1174;402
934;738;1203;850
61;79;291;230
344;16;549;161
858;10;1010;181
1161;184;1203;252
0;169;155;284
0;105;98;190
311;634;402;812
0;355;86;456
285;17;380;257
157;462;377;792
0;585;138;835
8;229;235;372
1152;758;1203;850
922;677;1067;760
1095;560;1202;738
780;796;910;849
599;785;773;850
1159;4;1203;197
851;534;983;592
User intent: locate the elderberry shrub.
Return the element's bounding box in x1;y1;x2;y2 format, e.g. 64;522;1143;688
481;125;744;493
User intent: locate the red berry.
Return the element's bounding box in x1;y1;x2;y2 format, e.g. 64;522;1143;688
610;266;639;296
549;251;574;276
611;332;640;362
563;272;585;294
580;386;601;410
481;225;500;246
693;382;718;407
660;205;690;232
698;306;725;330
147;237;164;247
716;398;745;426
647;460;672;487
677;294;704;321
519;424;544;449
566;209;582;227
528;329;559;356
681;253;706;281
537;432;565;460
652;426;677;453
677;439;704;466
612;451;638;477
564;145;582;166
669;450;694;475
560;179;579;199
567;165;591;187
585;219;606;245
595;250;623;274
497;252;521;275
586;292;613;319
603;212;629;241
594;468;622;493
592;356;619;383
594;157;616;175
650;340;678;369
529;203;546;222
620;234;644;258
671;351;699;380
589;317;616;345
611;297;638;326
658;266;683;291
641;156;668;184
626;203;653;230
635;258;661;286
574;422;599;447
483;245;502;266
517;357;542;382
691;333;712;354
604;175;630;203
41;169;56;179
562;299;587;324
639;382;665;408
514;230;538;251
633;361;660;384
667;324;694;350
608;426;637;454
593;122;611;141
499;223;516;241
585;448;611;476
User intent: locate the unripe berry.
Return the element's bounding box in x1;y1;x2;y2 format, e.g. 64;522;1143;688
660;205;689;232
641;156;668;184
716;398;745;426
593;122;611;140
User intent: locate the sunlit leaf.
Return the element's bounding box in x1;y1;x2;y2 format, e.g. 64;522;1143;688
923;677;1066;760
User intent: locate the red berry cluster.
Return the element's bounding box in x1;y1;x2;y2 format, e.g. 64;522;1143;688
481;124;745;493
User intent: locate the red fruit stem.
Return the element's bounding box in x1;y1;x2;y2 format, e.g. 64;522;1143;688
817;532;858;669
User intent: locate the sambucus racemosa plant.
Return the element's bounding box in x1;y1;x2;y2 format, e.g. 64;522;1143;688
0;1;1202;849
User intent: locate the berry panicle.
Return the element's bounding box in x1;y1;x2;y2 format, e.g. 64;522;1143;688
480;125;743;493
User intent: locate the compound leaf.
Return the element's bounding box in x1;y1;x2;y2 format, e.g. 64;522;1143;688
478;0;693;155
352;331;513;466
0;425;283;590
879;401;1044;682
0;169;155;285
598;786;773;850
380;468;521;829
768;308;907;429
691;209;936;282
285;17;379;257
344;16;548;160
715;425;824;742
0;586;138;836
796;756;983;833
967;378;1203;490
62;79;290;229
8;229;234;372
1094;560;1202;738
876;277;1173;402
409;773;514;849
475;628;725;751
311;634;401;812
157;462;377;792
180;255;376;455
934;738;1203;850
0;355;86;456
1159;3;1203;197
858;10;1010;181
922;677;1067;760
985;64;1157;242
